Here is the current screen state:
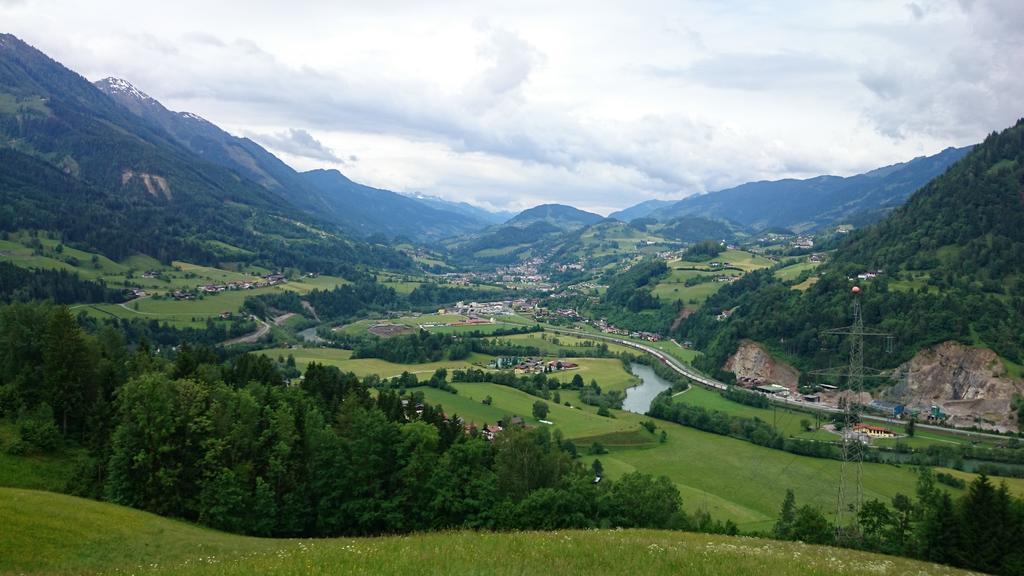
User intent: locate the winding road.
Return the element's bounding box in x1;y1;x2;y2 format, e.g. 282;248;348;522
222;316;271;346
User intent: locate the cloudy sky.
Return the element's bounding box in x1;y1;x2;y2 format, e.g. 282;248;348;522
2;0;1022;214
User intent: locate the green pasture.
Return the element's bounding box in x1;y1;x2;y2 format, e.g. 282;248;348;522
774;260;821;282
0;487;976;576
421;382;638;439
500;333;635;356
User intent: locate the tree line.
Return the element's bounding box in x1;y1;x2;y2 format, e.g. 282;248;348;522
772;469;1024;575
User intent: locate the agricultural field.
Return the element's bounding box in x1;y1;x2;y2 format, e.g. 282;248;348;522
674;385;990;450
499;332;635;356
792;276;819;291
673;386;835;442
535;323;702;367
420;383;638;439
773;259;821;283
697;249;775;272
1;488;976;576
407;378;989;532
565;222;671;260
336;313;537;337
254;347;492;379
78;277;344;329
652;250;773;308
543;358;640;392
2;230;350;329
394;355;971;531
77;284;289;329
598;411;967;531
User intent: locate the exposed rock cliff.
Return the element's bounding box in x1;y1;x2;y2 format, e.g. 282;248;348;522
724;340;800;391
884;341;1024;431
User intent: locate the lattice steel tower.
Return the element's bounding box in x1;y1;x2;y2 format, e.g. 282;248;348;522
814;285;892;540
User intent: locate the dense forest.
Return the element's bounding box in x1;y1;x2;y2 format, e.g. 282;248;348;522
0;302;709;537
0;261;127;304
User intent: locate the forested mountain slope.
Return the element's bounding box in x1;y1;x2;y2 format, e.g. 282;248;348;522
0;34;408;274
95;77;493;241
300;169;490;239
650;146;970;232
680;119;1024;381
507;203;605;230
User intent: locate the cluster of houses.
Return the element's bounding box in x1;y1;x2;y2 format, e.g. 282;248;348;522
555;262;585;273
170;290;196;301
168;273;287;300
198;273;286;294
565;281;603;293
533;306;585;322
449;300;516;317
446;258;553;289
590;318;661;341
512;358;579;374
792;236;814;249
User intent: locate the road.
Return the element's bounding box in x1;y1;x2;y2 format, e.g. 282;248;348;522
544;326;1012;444
222;315;271;346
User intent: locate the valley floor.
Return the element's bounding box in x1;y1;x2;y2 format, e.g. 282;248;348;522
0;487;974;576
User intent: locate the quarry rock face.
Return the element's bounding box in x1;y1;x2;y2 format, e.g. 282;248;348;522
885;341;1024;431
724;340;800;391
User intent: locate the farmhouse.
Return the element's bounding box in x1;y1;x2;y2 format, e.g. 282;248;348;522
853;424;897;439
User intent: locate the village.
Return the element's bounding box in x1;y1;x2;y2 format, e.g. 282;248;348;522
168;273;287;300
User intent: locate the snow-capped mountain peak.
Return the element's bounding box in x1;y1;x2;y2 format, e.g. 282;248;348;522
96;77;153;102
178;111;206;122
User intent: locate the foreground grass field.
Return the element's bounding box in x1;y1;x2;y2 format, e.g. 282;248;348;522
0;487;975;576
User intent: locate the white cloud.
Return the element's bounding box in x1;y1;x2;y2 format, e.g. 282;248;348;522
1;0;1020;214
245;128;347;164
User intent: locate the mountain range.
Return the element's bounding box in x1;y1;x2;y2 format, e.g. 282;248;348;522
93;76;497;240
607;199;675;222
613;147;971;232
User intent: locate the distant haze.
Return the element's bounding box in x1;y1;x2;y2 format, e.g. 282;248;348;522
4;0;1021;214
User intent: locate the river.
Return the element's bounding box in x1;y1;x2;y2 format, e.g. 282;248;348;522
622;362;673;414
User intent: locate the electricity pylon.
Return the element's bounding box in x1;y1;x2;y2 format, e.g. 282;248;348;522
811;285;892;540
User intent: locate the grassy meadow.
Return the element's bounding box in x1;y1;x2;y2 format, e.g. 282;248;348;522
774;259;821;282
652;249;773;308
0;487;977;576
0;420;82;493
1;230;350;329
